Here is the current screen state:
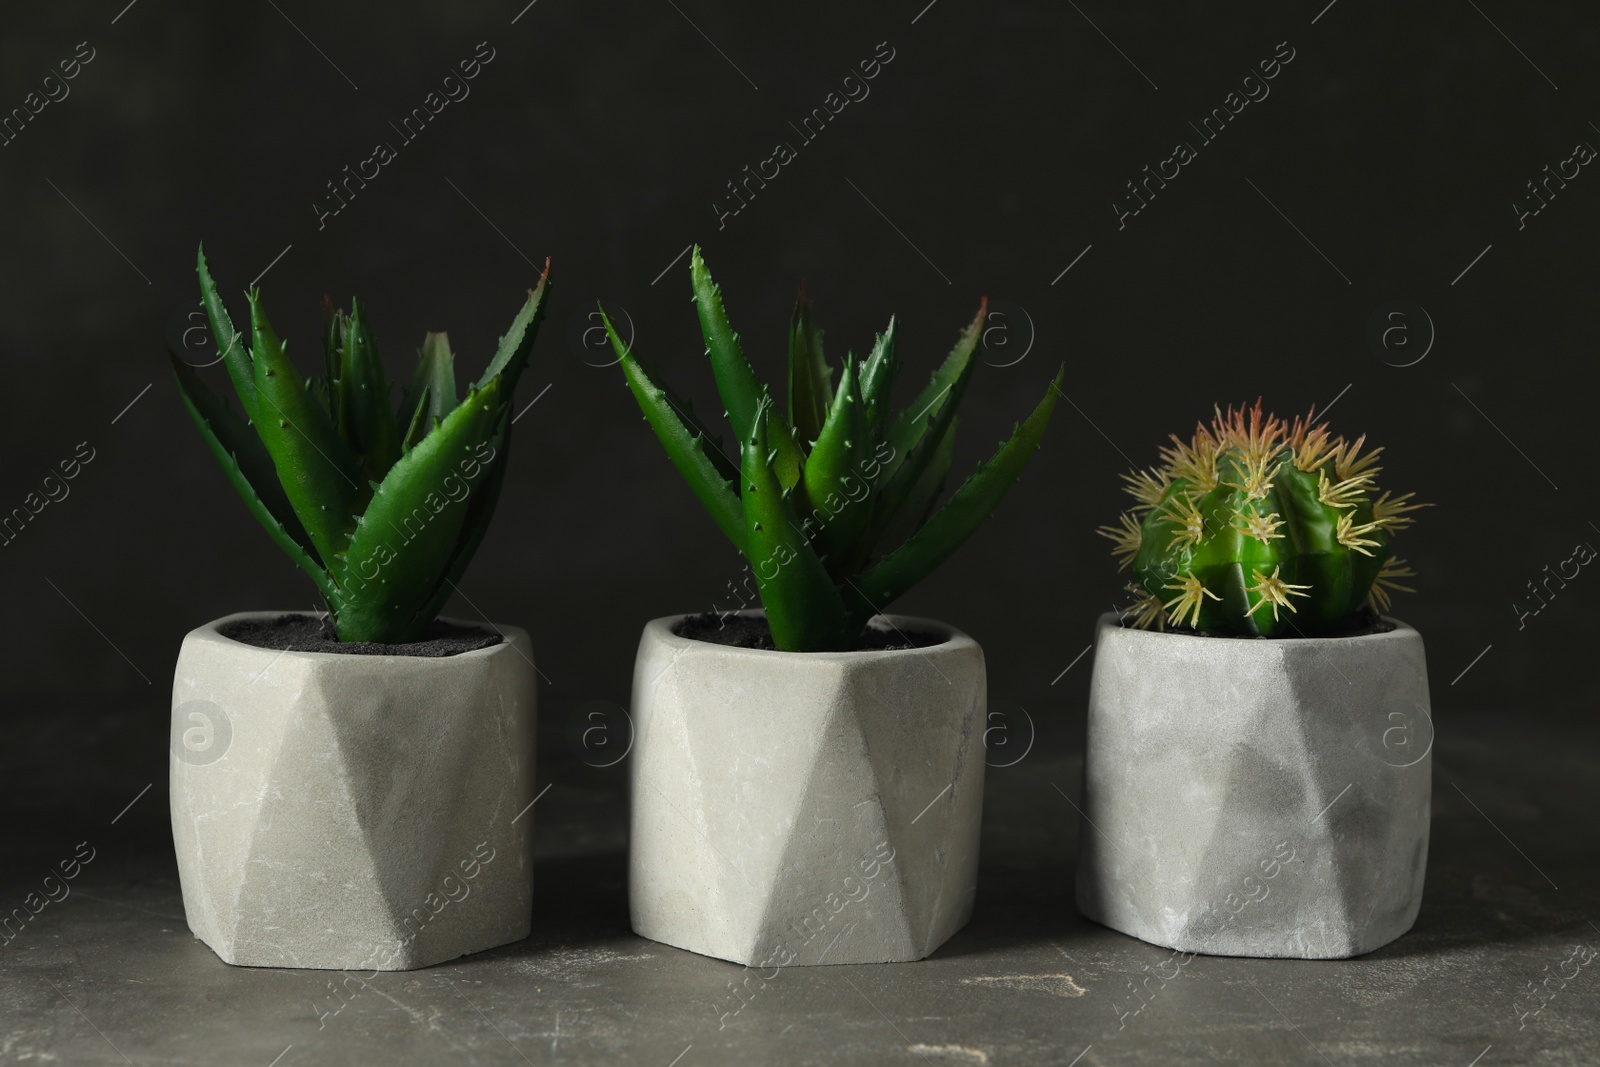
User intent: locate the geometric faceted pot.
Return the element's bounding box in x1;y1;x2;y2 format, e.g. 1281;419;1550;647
1076;613;1431;959
169;612;536;971
628;611;985;967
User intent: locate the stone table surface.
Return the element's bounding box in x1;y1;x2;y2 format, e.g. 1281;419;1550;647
2;699;1597;1067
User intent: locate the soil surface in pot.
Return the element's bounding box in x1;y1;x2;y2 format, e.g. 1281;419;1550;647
1122;605;1397;639
219;614;502;657
674;612;944;651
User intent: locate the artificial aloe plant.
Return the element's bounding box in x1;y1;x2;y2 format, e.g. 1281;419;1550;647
602;246;1062;653
169;246;548;643
1100;401;1424;636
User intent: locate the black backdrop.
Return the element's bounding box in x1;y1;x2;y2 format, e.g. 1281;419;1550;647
3;0;1597;748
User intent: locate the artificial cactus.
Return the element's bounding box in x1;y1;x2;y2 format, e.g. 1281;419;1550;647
1099;402;1424;636
603;246;1062;653
169;246;549;643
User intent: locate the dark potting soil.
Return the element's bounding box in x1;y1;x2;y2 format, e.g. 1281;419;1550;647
1125;604;1398;640
218;614;502;657
674;612;944;651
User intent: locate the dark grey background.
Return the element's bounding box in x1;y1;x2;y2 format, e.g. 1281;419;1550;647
3;0;1596;723
3;2;1599;1062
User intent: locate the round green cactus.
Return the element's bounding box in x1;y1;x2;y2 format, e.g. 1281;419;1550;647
1099;402;1424;636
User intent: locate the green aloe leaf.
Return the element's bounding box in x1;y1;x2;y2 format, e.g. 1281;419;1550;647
400;384;433;453
764;409;806;494
367;277;549;640
787;286;831;445
401;423;516;640
691;246;763;441
246;290;367;572
881;301;986;482
690;246;807;489
321;296;345;416
335;379;504;642
881;413;957;549
853;366;1061;614
605;306;745;552
742;398;854;651
168;353;332;597
196;246;257;422
474;263;550;396
339;299;401;482
867;330;980;551
856;318;900;441
800;356;872;575
178;249;549;644
399;332;459;450
305;376;332;417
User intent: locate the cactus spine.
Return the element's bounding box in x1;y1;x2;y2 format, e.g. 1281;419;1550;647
1100;402;1424;636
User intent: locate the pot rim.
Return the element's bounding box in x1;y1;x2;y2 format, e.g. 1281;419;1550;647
186;610;525;663
1093;610;1418;645
645;608;976;661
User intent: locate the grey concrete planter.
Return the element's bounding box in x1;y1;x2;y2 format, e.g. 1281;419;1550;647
169;611;536;970
629;612;985;966
1076;613;1432;959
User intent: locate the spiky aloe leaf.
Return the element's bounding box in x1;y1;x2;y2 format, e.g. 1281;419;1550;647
853;367;1061;613
338;299;401;481
620;254;1060;652
743;398;854;651
881;300;986;482
334;379;504;642
691;246;762;440
867;321;981;547
877;413;957;553
196;246;256;422
400;386;431;452
178;248;550;644
402;423;515;638
474;263;550;396
690;246;806;489
305;376;332;417
787;286;831;446
246;290;367;570
400;332;459;450
800;356;872;575
321;296;344;413
856;318;900;441
168;354;333;597
344;276;550;641
604;307;744;551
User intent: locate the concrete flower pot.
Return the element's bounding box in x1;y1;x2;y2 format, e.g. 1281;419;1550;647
629;612;985;966
169;611;537;970
1076;613;1432;959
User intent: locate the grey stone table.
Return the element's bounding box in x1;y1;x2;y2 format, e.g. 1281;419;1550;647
3;698;1597;1066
